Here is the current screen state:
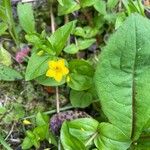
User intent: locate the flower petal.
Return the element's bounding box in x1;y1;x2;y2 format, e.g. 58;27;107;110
46;69;55;77
62;67;69;75
54;73;63;82
58;59;65;67
48;61;57;68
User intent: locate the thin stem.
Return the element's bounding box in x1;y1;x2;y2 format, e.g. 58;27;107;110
22;105;73;120
56;86;60;113
50;2;55;33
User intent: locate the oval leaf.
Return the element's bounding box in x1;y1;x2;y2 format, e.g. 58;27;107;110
95;14;150;141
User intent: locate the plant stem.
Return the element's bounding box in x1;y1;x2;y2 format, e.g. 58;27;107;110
56;86;60;113
50;3;61;149
85;132;98;147
22;105;73;119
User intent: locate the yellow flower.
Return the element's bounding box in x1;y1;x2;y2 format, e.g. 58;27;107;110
23;119;31;125
46;59;69;82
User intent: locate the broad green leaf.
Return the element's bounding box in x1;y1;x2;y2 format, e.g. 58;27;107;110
58;0;80;16
0;64;22;81
95;14;150;141
70;89;93;108
60;121;86;150
0;45;12;66
80;0;96;8
94;123;131;150
17;3;35;33
48;21;76;55
94;0;106;15
0;22;8;36
25;54;52;81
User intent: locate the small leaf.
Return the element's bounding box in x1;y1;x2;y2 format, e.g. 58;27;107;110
107;0;119;9
70;89;93;108
78;38;96;50
0;22;8;36
80;0;96;8
36;112;49;126
0;64;22;81
22;137;33;150
63;44;79;54
0;45;12;66
58;0;80;16
17;3;35;33
25;54;52;81
60;121;86;150
94;0;106;15
68;118;99;144
48;21;76;55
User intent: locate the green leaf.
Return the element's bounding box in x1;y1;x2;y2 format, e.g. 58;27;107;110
48;21;76;55
67;118;99;144
2;0;19;44
94;123;131;150
25;54;52;81
94;0;106;15
58;0;80;16
35;75;65;86
78;38;96;50
36;112;49;126
95;14;150;141
70;89;93;108
63;44;79;54
107;0;119;9
0;64;22;81
115;12;126;29
0;135;13;150
0;45;12;66
0;22;8;36
26;131;40;148
63;38;95;54
68;60;94;90
22;137;33;150
60;121;86;150
57;0;64;6
33;125;49;141
80;0;96;8
17;3;35;33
